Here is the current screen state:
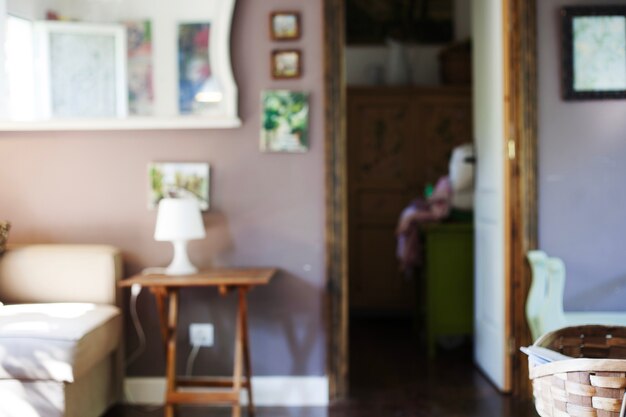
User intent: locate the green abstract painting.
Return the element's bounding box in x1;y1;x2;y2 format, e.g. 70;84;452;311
261;90;309;153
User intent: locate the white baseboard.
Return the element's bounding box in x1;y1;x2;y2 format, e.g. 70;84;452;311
124;376;329;407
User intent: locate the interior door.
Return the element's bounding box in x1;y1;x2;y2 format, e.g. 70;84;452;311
472;0;512;392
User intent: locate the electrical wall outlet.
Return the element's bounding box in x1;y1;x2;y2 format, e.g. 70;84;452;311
189;323;214;347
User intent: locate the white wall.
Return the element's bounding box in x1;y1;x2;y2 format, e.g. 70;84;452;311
0;0;329;380
5;0;67;19
537;0;626;312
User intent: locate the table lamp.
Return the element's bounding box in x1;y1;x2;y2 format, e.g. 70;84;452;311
154;198;206;275
195;77;223;103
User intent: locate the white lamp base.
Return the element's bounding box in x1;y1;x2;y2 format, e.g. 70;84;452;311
165;240;198;275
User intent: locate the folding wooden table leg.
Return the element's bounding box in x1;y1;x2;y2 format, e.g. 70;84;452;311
231;287;245;417
240;287;255;416
150;286;169;351
165;289;179;417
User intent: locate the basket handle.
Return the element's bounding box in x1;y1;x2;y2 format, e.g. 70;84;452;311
620;392;626;417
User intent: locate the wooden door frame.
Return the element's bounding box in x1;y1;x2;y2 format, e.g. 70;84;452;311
323;0;348;400
507;0;538;398
323;0;538;399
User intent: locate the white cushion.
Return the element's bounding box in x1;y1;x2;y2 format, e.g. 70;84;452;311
0;303;121;382
0;245;121;305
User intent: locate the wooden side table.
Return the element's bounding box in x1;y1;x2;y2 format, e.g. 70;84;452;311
119;268;276;417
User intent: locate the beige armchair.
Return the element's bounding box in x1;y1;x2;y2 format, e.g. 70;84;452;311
0;244;124;417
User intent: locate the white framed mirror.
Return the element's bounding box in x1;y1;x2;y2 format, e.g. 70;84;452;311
0;0;240;131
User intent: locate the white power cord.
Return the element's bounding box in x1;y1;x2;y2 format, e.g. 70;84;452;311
125;267;166;367
126;283;146;367
186;344;201;376
125;268;205;405
123;274;165;410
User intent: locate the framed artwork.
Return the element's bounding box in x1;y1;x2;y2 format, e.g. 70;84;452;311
125;20;154;116
271;49;302;79
261;90;309;153
562;6;626;100
1;0;240;129
33;21;127;118
270;11;301;40
178;22;213;114
148;162;210;210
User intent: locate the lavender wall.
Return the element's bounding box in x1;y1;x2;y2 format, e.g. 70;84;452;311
538;0;626;311
0;0;326;376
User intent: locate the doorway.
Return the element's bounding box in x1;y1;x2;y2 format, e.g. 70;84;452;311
324;0;539;401
343;0;476;397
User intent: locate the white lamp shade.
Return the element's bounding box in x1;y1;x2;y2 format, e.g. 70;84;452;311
154;198;206;241
195;77;223;103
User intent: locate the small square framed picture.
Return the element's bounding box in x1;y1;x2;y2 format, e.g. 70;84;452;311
271;49;302;79
270;11;301;40
561;6;626;100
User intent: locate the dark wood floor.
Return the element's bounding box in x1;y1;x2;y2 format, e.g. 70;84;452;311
106;317;538;417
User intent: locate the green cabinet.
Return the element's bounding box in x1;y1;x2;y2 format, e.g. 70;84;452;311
425;222;474;357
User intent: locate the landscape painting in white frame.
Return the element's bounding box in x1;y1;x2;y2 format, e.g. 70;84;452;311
148;162;210;211
35;21;128;119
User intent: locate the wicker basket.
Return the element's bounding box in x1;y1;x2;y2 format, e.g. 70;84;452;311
529;325;626;417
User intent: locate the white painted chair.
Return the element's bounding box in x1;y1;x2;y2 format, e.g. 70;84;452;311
526;250;626;341
525;250;549;341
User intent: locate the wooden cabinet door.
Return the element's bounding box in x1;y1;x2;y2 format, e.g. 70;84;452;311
347;89;415;312
347;87;472;314
413;90;473;185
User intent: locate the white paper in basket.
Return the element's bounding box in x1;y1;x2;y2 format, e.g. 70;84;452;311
520;346;572;366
